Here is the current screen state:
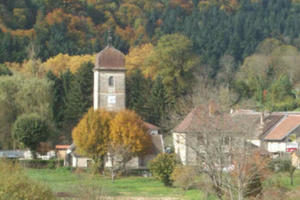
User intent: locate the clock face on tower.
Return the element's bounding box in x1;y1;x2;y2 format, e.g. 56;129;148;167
108;95;116;105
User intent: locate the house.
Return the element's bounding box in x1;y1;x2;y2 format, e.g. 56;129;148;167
64;143;92;168
173;107;203;165
263;114;300;153
173;106;300;165
55;145;70;160
232;110;300;154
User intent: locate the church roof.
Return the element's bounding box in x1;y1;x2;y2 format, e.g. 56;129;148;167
95;45;125;70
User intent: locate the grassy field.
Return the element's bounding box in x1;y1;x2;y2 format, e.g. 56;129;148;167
264;170;300;190
26;168;300;200
26;168;210;200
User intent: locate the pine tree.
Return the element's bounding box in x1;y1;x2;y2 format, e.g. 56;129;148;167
147;75;168;125
64;62;93;130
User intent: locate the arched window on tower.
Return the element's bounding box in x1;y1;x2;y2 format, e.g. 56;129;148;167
109;76;114;87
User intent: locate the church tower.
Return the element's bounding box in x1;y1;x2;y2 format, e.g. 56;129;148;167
93;39;126;111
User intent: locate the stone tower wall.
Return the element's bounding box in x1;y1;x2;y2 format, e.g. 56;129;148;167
94;69;126;111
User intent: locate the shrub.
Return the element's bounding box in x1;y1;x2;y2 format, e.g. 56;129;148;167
244;164;263;198
171;166;197;190
0;160;55;200
18;159;63;169
149;153;180;186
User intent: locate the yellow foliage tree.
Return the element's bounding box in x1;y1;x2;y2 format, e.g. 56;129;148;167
72;108;113;169
110;110;152;158
43;53;95;75
125;43;156;78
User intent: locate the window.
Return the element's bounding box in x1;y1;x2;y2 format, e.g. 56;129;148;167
108;76;114;87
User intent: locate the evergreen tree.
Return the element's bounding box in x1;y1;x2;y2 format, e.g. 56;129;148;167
64;62;93;129
0;64;12;76
126;69;151;120
147;76;168;125
46;70;65;127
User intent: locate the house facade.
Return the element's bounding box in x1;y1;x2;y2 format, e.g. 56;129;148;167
232;110;300;154
173;107;300;165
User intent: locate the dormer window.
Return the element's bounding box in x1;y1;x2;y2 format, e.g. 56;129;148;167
109;76;114;87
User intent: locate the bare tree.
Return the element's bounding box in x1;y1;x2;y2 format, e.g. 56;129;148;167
107;144;133;182
175;106;270;200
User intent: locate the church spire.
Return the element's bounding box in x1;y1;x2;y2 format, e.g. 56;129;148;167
107;28;112;47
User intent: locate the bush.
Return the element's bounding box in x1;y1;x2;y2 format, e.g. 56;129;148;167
171;166;197;190
18;159;63;169
149;153;180;186
0;160;55;200
269;158;291;172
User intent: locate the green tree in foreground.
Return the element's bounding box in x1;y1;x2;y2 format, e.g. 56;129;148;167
149;153;181;186
12;113;50;158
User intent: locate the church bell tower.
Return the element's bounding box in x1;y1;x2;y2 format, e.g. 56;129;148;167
93;35;126;111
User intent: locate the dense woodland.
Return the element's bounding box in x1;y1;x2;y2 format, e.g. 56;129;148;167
1;0;300;149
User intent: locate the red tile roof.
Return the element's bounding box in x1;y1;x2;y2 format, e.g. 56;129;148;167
55;145;70;150
265;115;300;141
143;121;160;130
173;107;204;133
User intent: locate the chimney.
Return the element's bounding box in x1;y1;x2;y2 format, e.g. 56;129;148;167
260;111;265;126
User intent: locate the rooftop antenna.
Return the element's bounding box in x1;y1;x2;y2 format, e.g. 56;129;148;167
107;28;112;47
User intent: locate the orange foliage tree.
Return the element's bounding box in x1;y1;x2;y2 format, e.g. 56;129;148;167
110;109;152;169
72;108;113;170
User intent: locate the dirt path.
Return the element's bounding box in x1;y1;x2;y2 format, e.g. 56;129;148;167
56;192;179;200
106;197;179;200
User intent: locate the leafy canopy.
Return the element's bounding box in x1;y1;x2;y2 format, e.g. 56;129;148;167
72;108;113;160
12;113;50;152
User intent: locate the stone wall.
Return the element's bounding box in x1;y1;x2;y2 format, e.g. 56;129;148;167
94;69;126;111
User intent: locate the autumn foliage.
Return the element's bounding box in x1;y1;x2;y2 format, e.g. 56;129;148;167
110;109;152;156
72;108;112;160
72;108;152;167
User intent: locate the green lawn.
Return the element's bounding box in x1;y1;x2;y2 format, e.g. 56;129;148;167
26;167;300;200
264;170;300;190
26;168;207;199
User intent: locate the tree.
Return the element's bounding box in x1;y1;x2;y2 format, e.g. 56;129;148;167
110;109;152;171
0;74;53;149
12;113;50;158
0;64;12;76
149;153;180;186
236;41;299;112
64;62;93;130
126;69;151;120
72;108;112;172
147;75;168;125
183;108;270;200
125;43;155;78
149;33;199;104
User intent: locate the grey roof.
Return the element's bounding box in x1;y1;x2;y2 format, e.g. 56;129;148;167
0;150;25;158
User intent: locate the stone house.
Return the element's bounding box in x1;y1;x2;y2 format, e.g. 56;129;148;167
232;110;300;154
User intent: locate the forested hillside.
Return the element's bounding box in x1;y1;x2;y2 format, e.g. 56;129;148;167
1;0;300;149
